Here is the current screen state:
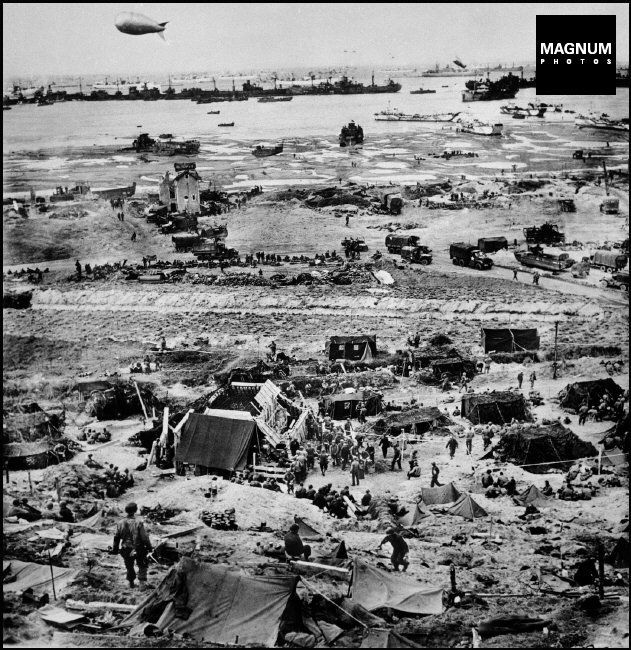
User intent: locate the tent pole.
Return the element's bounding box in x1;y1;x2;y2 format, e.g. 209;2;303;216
553;321;559;380
48;549;57;601
597;544;605;599
597;448;602;475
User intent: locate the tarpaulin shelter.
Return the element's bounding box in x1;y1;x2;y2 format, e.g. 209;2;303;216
448;494;488;520
431;357;476;380
324;392;382;420
600;448;627;469
481;328;540;353
360;628;421;648
122;558;300;646
420;482;461;505
2;560;78;596
3;441;52;470
317;541;350;567
349;559;443;614
461;391;530;425
399;501;432;527
295;517;322;540
327;335;377;362
175;411;257;474
477;237;508;254
513;485;549;508
374;407;452;435
558;378;624;411
482;423;597;473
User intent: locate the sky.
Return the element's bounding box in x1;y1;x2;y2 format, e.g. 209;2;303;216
3;3;629;78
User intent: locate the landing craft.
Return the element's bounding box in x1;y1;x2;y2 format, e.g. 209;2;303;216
115;12;168;40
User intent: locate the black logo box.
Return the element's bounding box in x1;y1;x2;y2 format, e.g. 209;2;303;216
536;15;616;95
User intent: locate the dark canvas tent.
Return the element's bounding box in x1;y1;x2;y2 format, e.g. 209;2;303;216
558;378;624;411
514;485;549;508
399;501;431;526
324;392;382;420
374;407;452;435
461;391;530;425
295;517;322;540
317;541;350;567
477;237;508;253
350;559;443;614
327;335;377;361
419;482;461;505
175;412;256;473
360;628;421;648
448;494;488;520
3;441;52;470
430;357;476;379
607;537;629;568
481;328;540;353
482;423;597;473
122;558;300;646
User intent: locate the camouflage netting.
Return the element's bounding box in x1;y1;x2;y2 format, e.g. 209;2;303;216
483;423;598;473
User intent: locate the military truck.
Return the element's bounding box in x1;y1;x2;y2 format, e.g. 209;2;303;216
449;243;493;270
385;234;419;254
172;233;202;252
523;223;565;245
600;198;619;215
191;240;239;262
381;191;403;215
591;250;628;272
401;245;433;265
600;271;629;292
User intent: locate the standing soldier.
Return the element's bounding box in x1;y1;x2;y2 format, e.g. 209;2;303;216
529;370;537;389
319;449;329;476
284;468;295;494
350;457;361;487
111;502;152;590
517;371;524;389
446;435;459;459
390;443;402;471
75;260;82;280
430;461;443;487
465;429;474;455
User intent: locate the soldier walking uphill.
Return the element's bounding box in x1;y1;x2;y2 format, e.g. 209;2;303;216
446;435;459;459
111;502;152;589
390;443;402;471
378;529;409;572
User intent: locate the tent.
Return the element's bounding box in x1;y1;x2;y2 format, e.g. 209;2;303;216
430;357;476;379
513;485;549;508
482;423;597;473
477;237;508;254
122;558;300;646
420;483;461;505
2;560;78;596
600;447;627;469
461;391;530;425
327;335;377;362
374;407;452;435
558;378;624;411
448;494;488;520
360;628;421;648
607;537;629;568
399;501;432;527
317;541;350;567
324;392;382;420
481;328;540;353
295;517;322;540
349;559;443;614
176;412;256;473
3;441;52;470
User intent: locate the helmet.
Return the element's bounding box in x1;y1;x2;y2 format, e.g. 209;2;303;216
290;524;300;533
59;501;68;507
125;502;138;514
386;527;396;535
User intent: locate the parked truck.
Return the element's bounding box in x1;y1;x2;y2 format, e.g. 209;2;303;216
523;223;565;245
385;234;419;254
381;191;403;215
600;271;629;292
449;243;493;270
590;250;628;272
401;245;433;265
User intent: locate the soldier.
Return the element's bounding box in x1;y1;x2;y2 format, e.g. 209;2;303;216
111;502;152;589
57;500;75;523
378;528;409;572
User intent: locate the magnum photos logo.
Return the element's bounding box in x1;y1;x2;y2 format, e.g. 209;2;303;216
536;15;616;95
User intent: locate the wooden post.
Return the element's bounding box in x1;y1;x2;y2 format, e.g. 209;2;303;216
27;471;33;495
133;381;149;421
597;448;603;475
146;441;157;471
553;321;559;380
160;407;169;447
450;564;457;593
598;544;605;599
48;550;57;601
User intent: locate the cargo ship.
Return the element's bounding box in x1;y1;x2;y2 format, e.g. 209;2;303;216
257;96;293;102
455;119;503;136
339;121;364;147
375;107;460;122
461;74;520;102
422;63;477;77
410;87;436;94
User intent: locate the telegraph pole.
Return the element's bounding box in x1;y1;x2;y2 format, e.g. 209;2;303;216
553;321;559;379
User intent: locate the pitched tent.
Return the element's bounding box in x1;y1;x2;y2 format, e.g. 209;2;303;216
175;411;256;473
514;485;549;508
558;378;624;411
481;328;540;353
419;482;461;505
430;357;476;379
317;541;350;567
399;501;432;526
600;447;627;469
448;494;488;520
482;423;597;474
360;628;421;648
461;391;530;425
607;537;629;568
374;407;453;435
350;559;443;614
3;441;52;470
122;558;300;646
294;517;322;540
324;392;382;420
327;335;377;362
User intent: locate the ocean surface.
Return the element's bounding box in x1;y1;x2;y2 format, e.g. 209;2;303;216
3;76;628;194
